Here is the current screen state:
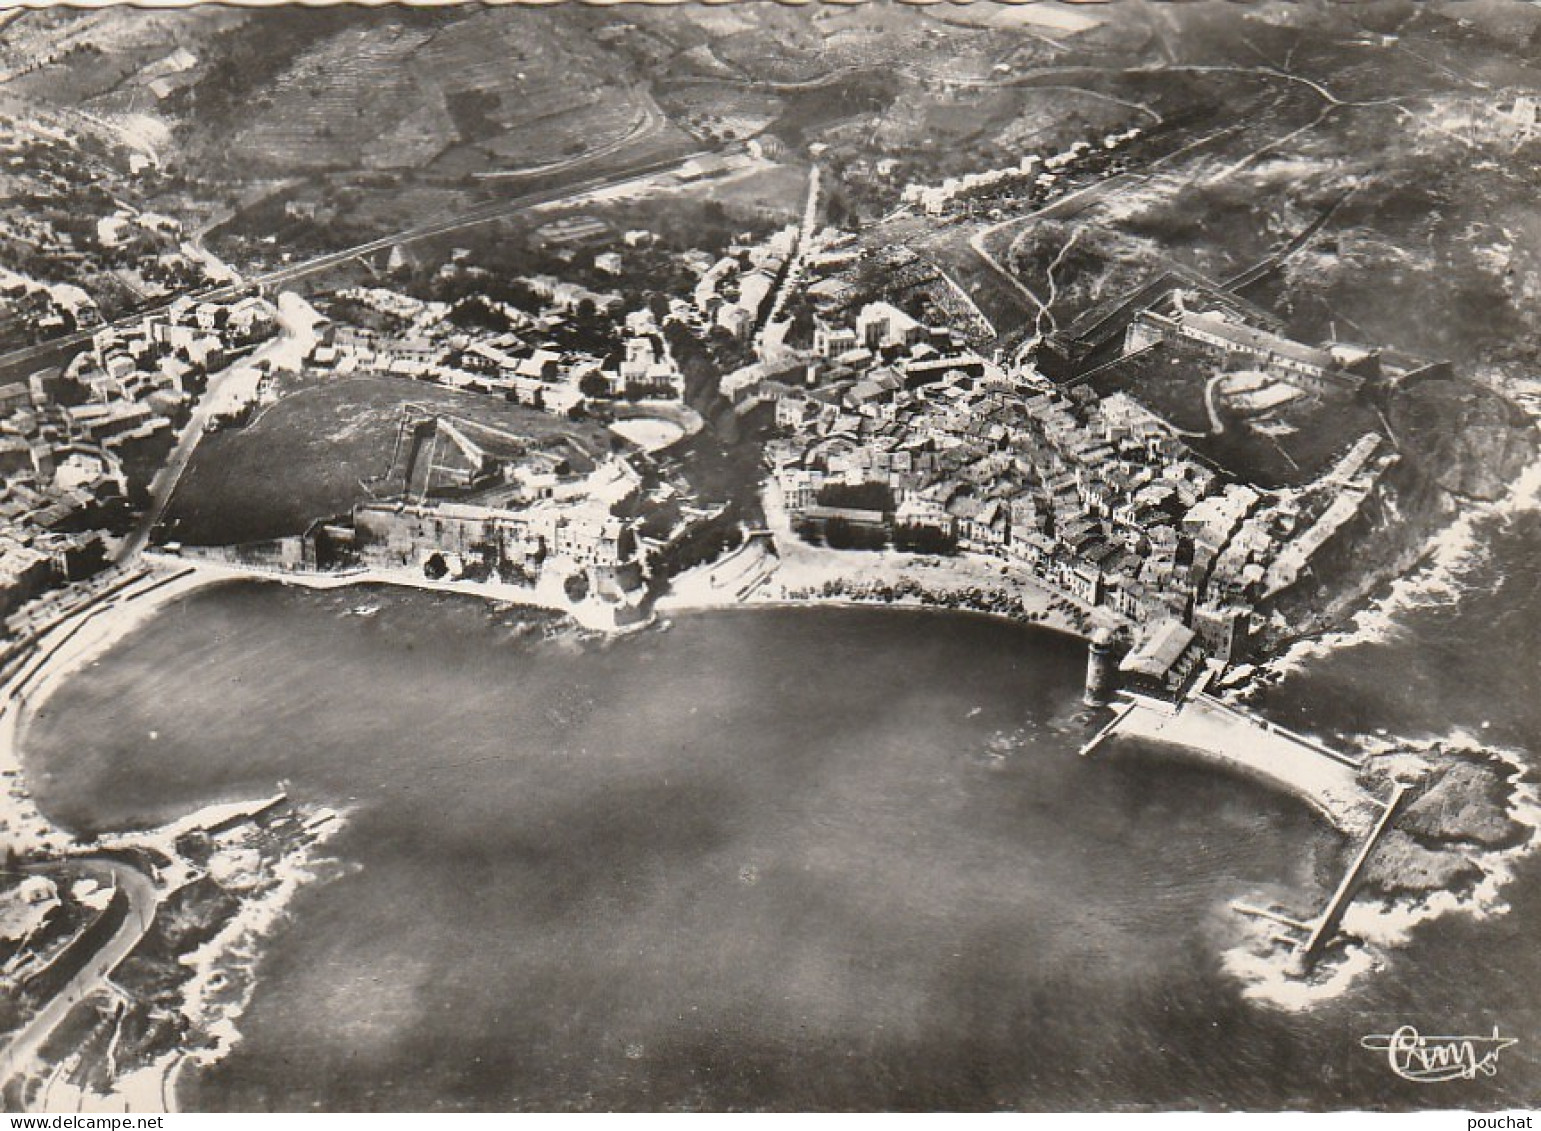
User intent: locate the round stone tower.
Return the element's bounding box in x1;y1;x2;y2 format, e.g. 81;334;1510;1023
1083;623;1122;707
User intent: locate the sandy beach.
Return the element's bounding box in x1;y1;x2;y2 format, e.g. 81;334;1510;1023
1099;693;1380;834
1;565;217;856
658;483;1093;639
143;552;649;634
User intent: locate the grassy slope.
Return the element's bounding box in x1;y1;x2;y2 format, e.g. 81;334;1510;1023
161;375;610;547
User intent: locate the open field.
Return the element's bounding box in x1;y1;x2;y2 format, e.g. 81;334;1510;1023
1021;18;1541;375
0;8;240;108
871;82;1141;185
378;161;794;300
652;81;782;142
686;162;809;222
1089;341;1384;489
895;29;1541;391
1263;118;1541;377
160;375;610;547
478;93;645;166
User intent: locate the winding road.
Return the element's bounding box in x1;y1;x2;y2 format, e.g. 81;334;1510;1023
1203;372;1231;436
119;295;321;563
0;860;158;1094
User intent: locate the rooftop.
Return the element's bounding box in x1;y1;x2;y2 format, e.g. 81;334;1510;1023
1120;618;1197;680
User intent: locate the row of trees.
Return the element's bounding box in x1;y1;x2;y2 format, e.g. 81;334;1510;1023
795;516;957;555
815;480;893;512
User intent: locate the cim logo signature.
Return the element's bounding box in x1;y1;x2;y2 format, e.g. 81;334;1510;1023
1360;1025;1517;1083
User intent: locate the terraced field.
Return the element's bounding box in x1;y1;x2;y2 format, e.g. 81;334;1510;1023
207;8;651;177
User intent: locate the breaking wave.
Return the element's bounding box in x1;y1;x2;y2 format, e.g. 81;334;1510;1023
1223;731;1541;1012
1260;452;1541;683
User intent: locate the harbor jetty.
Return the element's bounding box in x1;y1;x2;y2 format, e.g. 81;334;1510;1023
1231;783;1407;975
1079;664;1405;973
1083;689;1377;832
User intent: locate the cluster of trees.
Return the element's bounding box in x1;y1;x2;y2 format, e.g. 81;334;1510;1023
578;371;611;399
892;523;957;555
427;271;549;317
448;295;514;332
815;480;893;512
794;515;958;556
796;516;886;551
821;516;886;550
662;320;732;410
649;512;744;580
496;558;535;586
551;298;623;357
781;292;818;350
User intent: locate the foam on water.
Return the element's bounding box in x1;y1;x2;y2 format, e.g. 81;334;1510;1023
29;804;352;1114
1223;730;1541;1012
23;582;1540;1108
174;814;352;1081
1260;451;1541;683
1223;936;1381;1013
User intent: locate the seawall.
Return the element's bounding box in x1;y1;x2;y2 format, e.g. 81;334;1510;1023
1096;693;1379;834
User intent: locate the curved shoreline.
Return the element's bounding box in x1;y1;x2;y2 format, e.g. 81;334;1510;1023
656;537;1093;642
1;552;1085;851
2;566;218;854
0;560;1091;1109
670;594;1091;645
1098;693;1377;835
1226;733;1541;1013
0;564;347;1113
4;551;1539;1092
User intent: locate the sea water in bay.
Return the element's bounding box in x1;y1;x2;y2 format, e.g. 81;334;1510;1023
19;511;1541;1110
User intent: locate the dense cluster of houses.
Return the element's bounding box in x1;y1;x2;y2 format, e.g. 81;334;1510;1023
304;210;829;416
900;128;1143;216
0;119;232;334
0;294;278;620
306;282;686;413
0;268;98;341
766;303;1399;680
689;225;796;342
0;514;105;624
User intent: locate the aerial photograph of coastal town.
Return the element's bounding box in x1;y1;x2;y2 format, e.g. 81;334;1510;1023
0;0;1538;1115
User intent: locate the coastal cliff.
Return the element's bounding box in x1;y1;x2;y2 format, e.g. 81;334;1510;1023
1258;373;1537;651
1387;375;1538;503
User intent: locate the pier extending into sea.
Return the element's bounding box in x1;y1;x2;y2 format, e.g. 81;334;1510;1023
1231;782;1407;974
1081;683;1406;973
1081;690;1375;832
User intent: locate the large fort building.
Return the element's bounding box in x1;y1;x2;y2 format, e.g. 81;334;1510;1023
1123;291;1372;397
